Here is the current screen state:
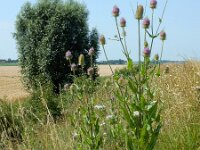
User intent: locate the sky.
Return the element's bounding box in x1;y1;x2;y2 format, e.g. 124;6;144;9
0;0;200;61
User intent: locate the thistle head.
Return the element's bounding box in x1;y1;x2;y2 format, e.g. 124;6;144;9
87;67;94;76
135;5;144;20
143;47;151;57
120;17;126;27
88;47;95;56
99;35;106;45
160;31;166;41
150;0;157;9
112;5;120;17
65;50;72;60
142;17;150;29
78;54;85;66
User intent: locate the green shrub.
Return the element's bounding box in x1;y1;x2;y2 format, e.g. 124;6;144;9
14;0;99;93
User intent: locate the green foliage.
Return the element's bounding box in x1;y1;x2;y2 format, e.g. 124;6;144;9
14;0;99;93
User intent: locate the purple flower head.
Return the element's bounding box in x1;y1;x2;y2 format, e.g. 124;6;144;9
71;63;77;71
65;50;72;60
112;5;120;17
150;0;157;9
142;17;150;29
160;31;166;41
87;67;94;76
88;47;95;56
120;17;126;27
99;35;106;45
143;47;151;57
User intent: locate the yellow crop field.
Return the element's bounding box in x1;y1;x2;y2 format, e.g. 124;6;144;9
0;66;28;101
0;65;125;100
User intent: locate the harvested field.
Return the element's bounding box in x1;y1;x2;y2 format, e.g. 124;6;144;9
0;66;28;101
98;65;125;76
0;65;125;100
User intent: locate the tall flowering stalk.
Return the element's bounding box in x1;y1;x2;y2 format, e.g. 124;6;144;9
100;1;168;149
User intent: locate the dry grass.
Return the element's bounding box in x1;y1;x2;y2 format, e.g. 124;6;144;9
154;61;200;149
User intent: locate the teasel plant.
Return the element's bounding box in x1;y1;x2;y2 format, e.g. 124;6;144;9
100;0;168;149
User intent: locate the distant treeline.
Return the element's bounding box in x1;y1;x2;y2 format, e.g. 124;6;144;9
97;59;185;65
97;59;127;65
0;58;184;65
0;59;18;64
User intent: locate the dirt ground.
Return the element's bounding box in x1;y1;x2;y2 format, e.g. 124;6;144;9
0;65;125;100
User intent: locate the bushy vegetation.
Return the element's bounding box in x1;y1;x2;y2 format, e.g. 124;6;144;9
14;0;99;93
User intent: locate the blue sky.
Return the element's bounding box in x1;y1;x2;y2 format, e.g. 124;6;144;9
0;0;200;61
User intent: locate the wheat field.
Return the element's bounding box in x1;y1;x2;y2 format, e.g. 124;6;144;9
0;65;125;100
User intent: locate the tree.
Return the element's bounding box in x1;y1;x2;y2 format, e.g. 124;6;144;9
14;0;99;93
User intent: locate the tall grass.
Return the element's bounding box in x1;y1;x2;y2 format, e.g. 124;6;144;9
0;61;200;149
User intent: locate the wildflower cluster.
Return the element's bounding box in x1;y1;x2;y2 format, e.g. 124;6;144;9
99;0;167;149
71;0;168;149
65;47;97;77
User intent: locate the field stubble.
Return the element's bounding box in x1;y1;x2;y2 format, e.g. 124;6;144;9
0;65;125;100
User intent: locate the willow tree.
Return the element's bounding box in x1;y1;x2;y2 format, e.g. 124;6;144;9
15;0;99;93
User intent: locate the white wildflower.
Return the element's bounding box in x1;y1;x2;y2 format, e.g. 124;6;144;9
100;122;106;126
72;132;78;140
94;104;106;110
133;111;140;117
106;115;114;120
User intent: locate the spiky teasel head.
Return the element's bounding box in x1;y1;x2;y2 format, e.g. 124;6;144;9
150;0;157;9
143;17;150;29
160;30;167;41
154;54;159;61
99;35;106;46
71;63;77;72
88;47;95;56
120;17;126;27
78;54;85;66
65;50;72;60
144;41;149;48
112;5;120;17
87;67;94;76
135;5;144;20
143;47;151;57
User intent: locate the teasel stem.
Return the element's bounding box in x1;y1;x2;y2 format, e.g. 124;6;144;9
69;59;72;75
138;19;141;101
156;0;168;34
122;27;129;57
144;29;147;42
115;17;129;59
150;9;155;54
158;41;165;75
90;56;93;67
102;45;114;75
